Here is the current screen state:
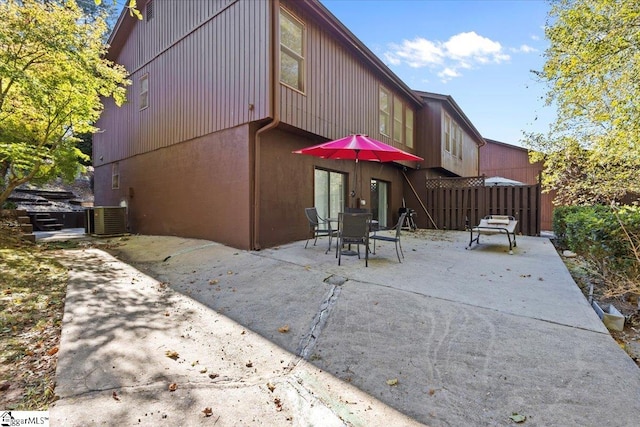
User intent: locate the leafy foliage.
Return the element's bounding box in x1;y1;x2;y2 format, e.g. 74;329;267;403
0;220;68;410
552;205;584;248
525;0;640;204
0;0;129;206
554;204;640;296
75;132;93;166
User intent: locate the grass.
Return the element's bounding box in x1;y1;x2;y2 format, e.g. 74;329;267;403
0;220;71;410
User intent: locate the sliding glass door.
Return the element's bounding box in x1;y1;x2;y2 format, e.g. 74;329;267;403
370;179;389;227
314;169;346;219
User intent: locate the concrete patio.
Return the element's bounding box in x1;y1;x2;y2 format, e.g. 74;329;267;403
50;229;640;426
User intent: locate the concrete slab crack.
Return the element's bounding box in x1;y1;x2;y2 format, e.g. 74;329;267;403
296;284;342;359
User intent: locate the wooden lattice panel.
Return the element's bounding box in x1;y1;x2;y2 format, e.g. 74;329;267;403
425;176;485;189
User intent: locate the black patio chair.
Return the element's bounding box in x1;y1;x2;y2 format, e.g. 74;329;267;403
337;212;372;267
370;212;407;263
304;207;335;253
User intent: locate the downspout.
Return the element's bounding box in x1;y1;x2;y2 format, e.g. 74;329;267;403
252;0;281;250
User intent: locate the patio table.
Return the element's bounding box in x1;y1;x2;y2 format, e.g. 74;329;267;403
329;216;378;257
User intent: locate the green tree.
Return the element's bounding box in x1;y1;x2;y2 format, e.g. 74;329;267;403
76;132;93;166
0;0;129;206
526;0;640;205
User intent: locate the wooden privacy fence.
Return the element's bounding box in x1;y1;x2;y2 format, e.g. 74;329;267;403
422;176;541;236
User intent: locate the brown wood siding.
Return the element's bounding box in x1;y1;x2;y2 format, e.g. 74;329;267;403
403;175;541;236
416;98;481;176
416;101;441;169
479;140;555;230
277;1;420;155
480;141;541;184
95;0;271;165
440;105;479;177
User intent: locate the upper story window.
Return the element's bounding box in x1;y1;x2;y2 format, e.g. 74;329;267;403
452;123;459;158
280;8;305;92
139;74;149;110
406;109;414;148
379;87;390;136
393;97;403;143
444;114;451;153
444;112;462;160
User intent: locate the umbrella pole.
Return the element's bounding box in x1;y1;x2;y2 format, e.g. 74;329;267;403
353;151;359;207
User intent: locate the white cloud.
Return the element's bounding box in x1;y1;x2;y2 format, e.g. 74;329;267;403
385;38;443;68
384;31;511;82
511;44;538;53
437;67;461;82
443;32;508;62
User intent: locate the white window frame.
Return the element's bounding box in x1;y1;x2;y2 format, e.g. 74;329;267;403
452;122;459;158
444;112;463;160
279;8;305;92
457;126;463;160
444;114;451;153
370;179;389;228
112;162;120;190
314;168;345;220
406;109;414;148
139;74;149;111
393;97;403;143
379;87;391;137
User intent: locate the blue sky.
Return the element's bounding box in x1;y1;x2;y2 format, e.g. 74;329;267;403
320;0;555;146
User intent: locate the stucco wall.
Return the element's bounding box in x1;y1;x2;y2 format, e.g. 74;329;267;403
94;125;252;249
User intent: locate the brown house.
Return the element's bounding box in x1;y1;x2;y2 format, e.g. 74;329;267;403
412;91;485;179
480;139;554;230
95;0;485;249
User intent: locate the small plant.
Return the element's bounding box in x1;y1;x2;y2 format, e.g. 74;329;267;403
2;201;17;210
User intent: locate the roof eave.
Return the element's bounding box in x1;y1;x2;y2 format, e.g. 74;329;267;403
414;90;486;146
105;1;147;62
484;138;529;152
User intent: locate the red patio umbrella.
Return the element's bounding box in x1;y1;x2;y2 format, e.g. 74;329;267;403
292;134;423;163
293;134;423;205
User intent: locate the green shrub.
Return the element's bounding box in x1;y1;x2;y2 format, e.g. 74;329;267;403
552;205;583;248
564;206;610;256
561;204;640;276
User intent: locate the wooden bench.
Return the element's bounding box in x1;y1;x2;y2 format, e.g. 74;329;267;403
468;215;518;254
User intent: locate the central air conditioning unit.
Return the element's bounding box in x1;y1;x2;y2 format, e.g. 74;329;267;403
86;206;127;236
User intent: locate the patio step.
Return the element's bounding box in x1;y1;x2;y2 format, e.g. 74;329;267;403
32;213;63;231
21;233;36;243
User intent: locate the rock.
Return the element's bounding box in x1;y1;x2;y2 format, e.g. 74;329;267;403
562;250;577;258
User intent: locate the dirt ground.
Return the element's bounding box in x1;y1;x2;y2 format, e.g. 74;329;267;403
563;255;640;366
0;218;65;409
